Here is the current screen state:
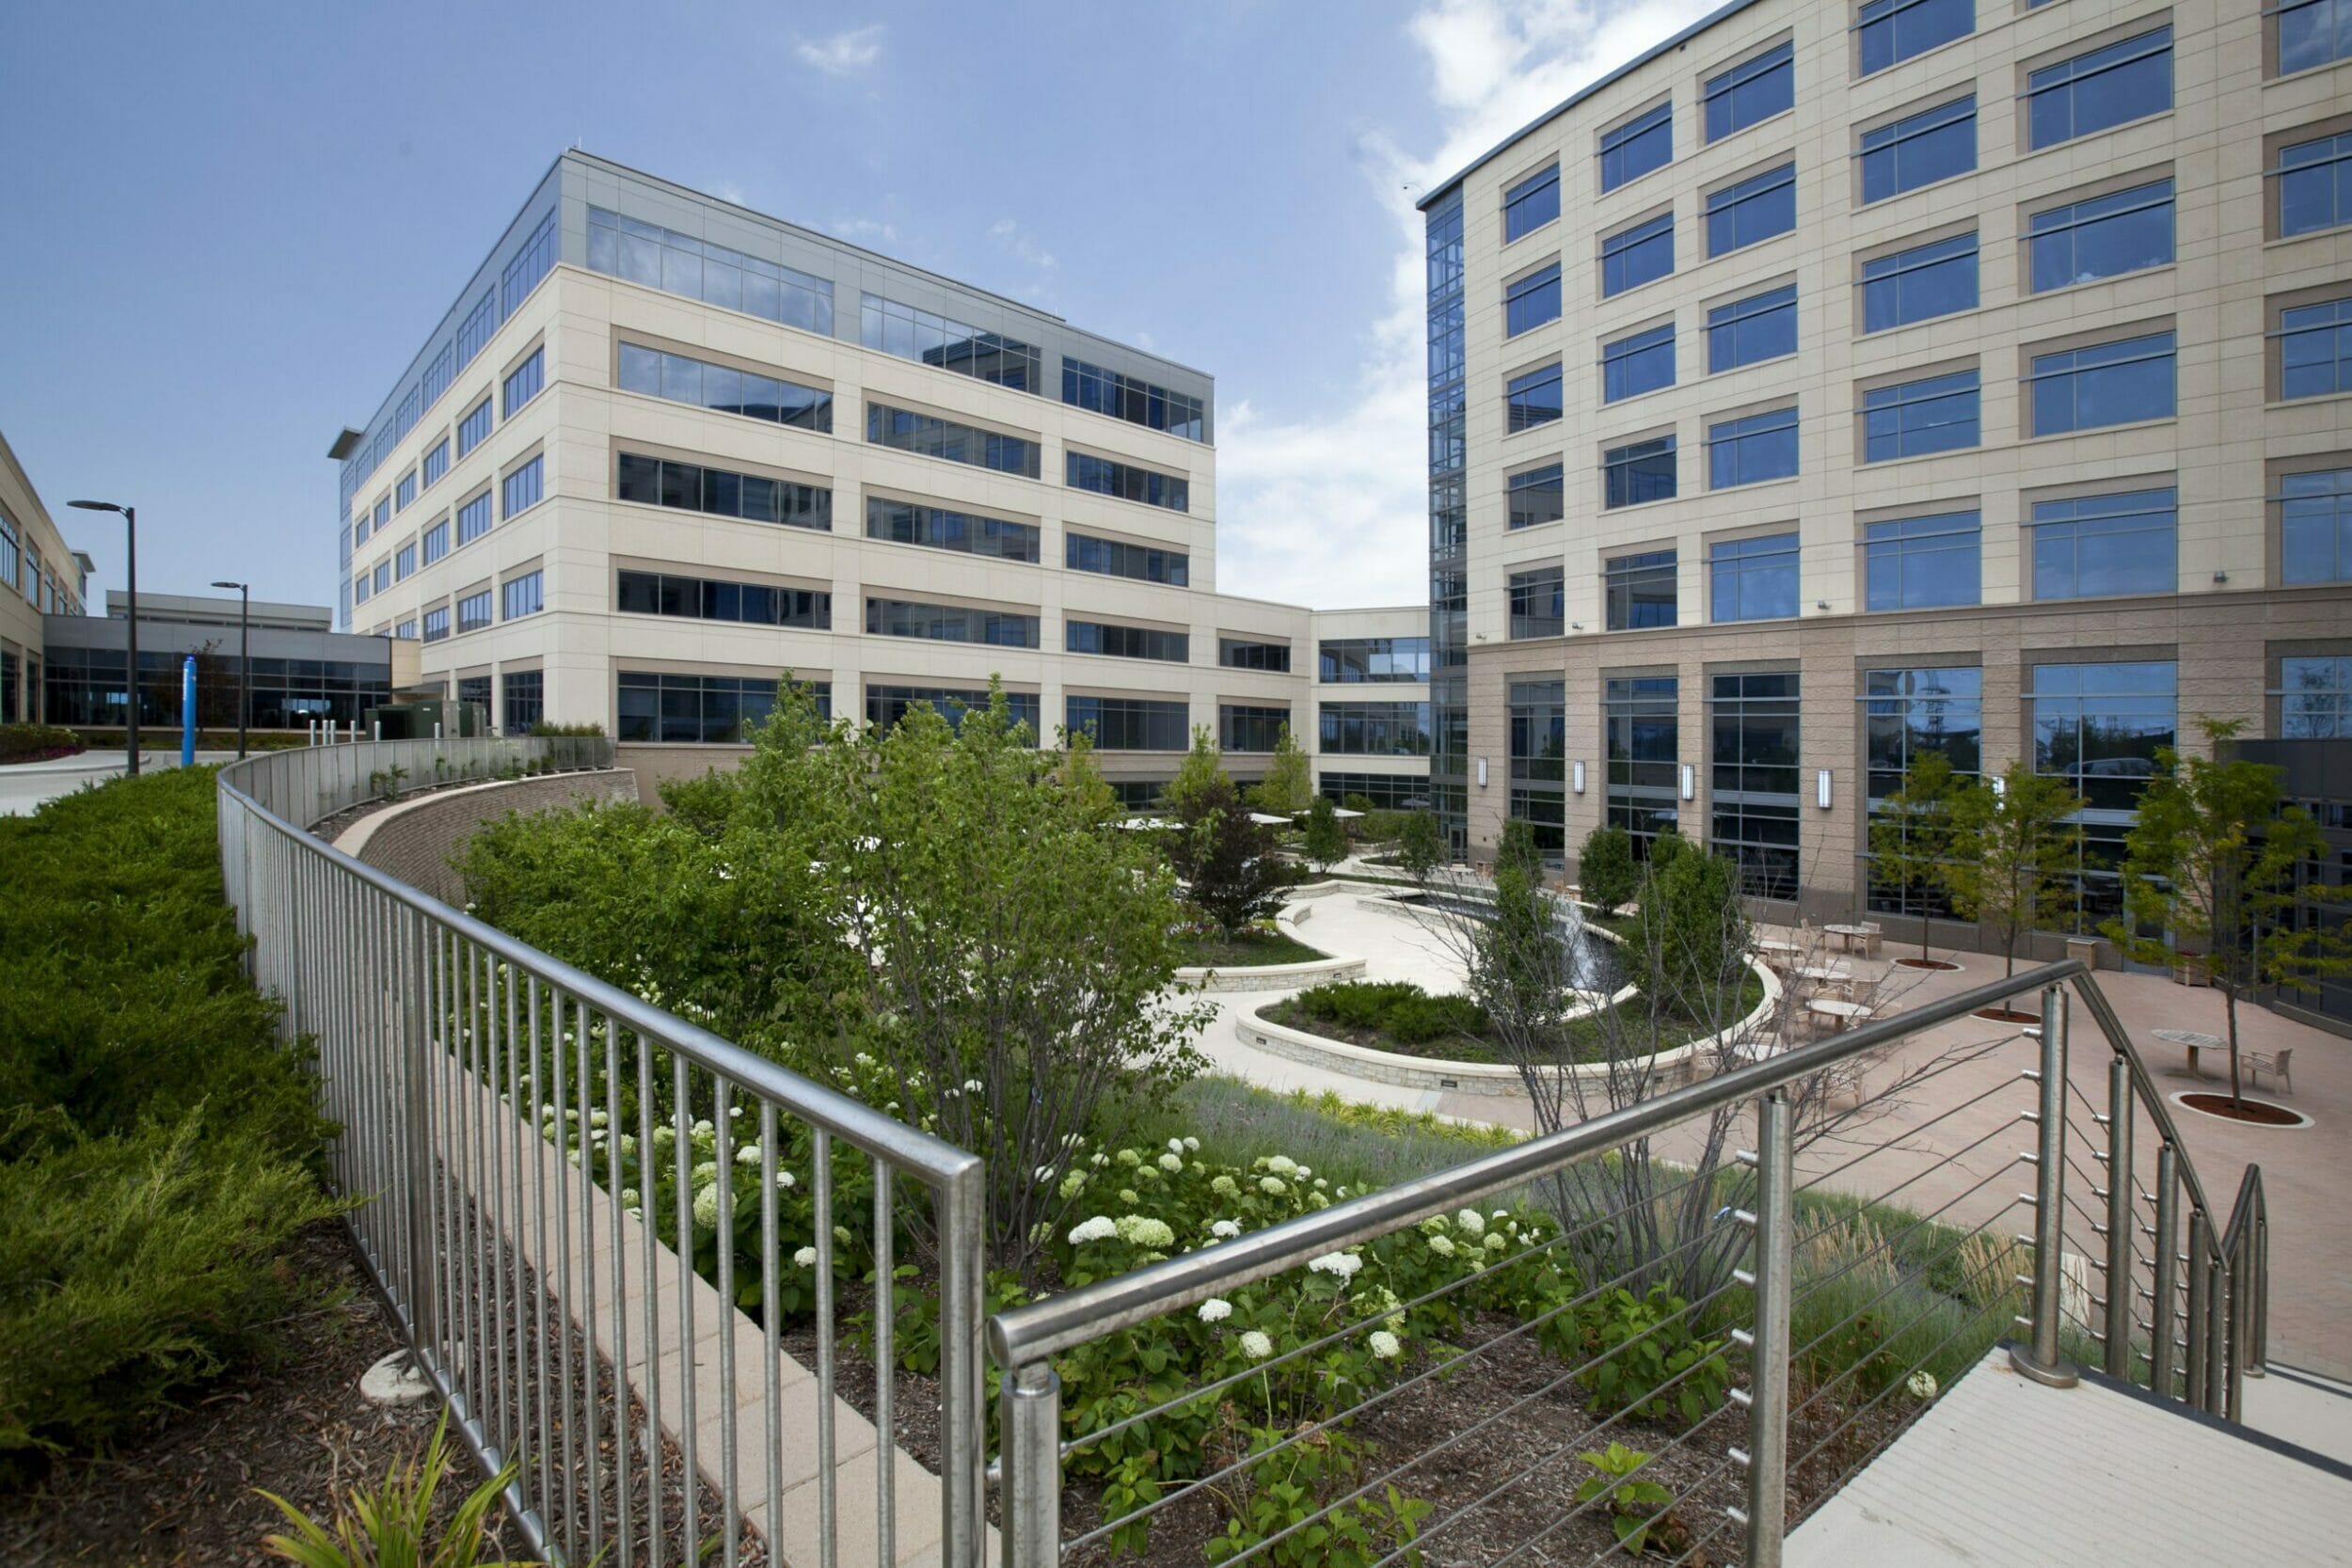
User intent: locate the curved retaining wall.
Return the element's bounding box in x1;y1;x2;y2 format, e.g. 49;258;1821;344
335;768;639;905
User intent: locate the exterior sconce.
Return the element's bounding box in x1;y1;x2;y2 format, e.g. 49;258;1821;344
1476;756;1488;787
1817;768;1833;810
1679;764;1696;801
1572;759;1587;795
1992;773;2009;799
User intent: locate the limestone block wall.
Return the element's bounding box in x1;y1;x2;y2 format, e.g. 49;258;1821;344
340;768;638;904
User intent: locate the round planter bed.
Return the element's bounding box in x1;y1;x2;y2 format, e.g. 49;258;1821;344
1973;1006;2041;1024
1176;954;1368;991
1895;957;1963;972
2169;1091;2312;1130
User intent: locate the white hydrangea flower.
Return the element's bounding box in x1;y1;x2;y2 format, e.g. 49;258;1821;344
1058;1171;1089;1200
1211;1175;1240;1198
620;1188;640;1209
1035;1165;1057;1183
1184;1136;1200;1152
736;1145;763;1166
1240;1330;1274;1360
1907;1370;1938;1400
1368;1330;1402;1360
1168;1138;1186;1155
1197;1297;1233;1323
691;1185;720;1228
1420;1214;1450;1235
1308;1251;1363;1280
1427;1234;1456;1258
589;1110;610;1128
691;1162;721;1187
775;1171;795;1188
1157;1153;1184;1173
1118;1189;1139;1205
795;1245;818;1268
1115;1215;1177;1250
1485;1232;1508;1252
1295;1166;1311;1179
1259;1176;1288;1196
1455;1209;1486;1237
1068;1215;1119;1245
965;1079;986;1094
1116;1148;1143;1168
1210;1219;1242;1239
1265;1155;1298;1176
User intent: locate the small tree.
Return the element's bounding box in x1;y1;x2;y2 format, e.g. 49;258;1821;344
1162;726;1228;821
1177;774;1288;934
1577;825;1639;917
1629;847;1749;1022
1396;810;1446;885
1303;794;1348;871
1496;816;1545;883
1867;754;1963;961
1247;723;1311;816
1946;762;2085;978
2106;718;2352;1110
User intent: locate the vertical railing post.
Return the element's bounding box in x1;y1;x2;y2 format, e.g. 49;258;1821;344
2149;1145;2181;1400
1731;1089;1795;1567
1003;1360;1063;1568
2011;983;2080;1387
2204;1244;2230;1417
2250;1203;2269;1376
403;903;437;1353
2102;1054;2136;1379
2184;1208;2210;1408
940;1164;988;1568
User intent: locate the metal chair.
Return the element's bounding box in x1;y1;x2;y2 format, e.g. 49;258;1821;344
2247;1047;2295;1097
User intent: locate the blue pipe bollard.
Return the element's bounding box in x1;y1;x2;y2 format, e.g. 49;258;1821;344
181;656;197;768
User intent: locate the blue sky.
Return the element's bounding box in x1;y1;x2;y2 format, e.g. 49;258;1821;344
0;0;1718;613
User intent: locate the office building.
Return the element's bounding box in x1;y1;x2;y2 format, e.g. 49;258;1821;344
0;428;91;724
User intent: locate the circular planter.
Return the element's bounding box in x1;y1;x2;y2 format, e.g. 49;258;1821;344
1895;957;1963;972
2169;1090;2312;1130
1973;1006;2041;1024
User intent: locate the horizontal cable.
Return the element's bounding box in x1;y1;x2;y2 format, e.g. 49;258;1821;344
1788;1239;2029;1444
1786;1184;2026;1373
1489;1446;1741;1568
1795;1070;2026;1195
1787;1136;2026;1306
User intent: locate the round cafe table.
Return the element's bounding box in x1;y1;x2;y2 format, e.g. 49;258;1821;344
1807;997;1872;1034
2152;1028;2226;1077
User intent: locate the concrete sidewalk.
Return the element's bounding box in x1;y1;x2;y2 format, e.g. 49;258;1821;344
0;749;242;816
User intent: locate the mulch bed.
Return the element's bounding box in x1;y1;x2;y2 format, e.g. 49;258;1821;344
1971;1006;2040;1024
1894;958;1963;972
2177;1093;2306;1127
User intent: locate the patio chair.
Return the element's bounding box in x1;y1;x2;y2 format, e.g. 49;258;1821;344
2247;1047;2295;1097
1837;975;1880;1008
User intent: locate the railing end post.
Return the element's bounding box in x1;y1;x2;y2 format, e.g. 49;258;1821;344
1004;1359;1063;1568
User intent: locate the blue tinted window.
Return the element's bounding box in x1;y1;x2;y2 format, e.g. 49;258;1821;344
866;597;1041;649
1708;163;1795;256
586;208;834;336
1318;702;1434;756
1503;164;1562;241
2281;298;2352;399
618;341;833;432
1067;532;1189;585
1066;620;1189;662
394;386;421;442
1862;97;1975;203
372;496;389;535
1509;463;1565;529
457;589;492;634
1604;436;1677;508
1863;369;1979;461
1505;262;1563;337
1705;40;1794;142
2280;468;2352;584
422;607;450;643
1861;232;1979;331
395;470;417;512
1069;696;1190;752
457;397;492;457
1061;358;1205;441
2031;487;2177;598
2028;331;2175;436
616;671;826;744
1708;405;1799;487
454;293;496;373
866;499;1040;562
2029;180;2174;292
1708;285;1797;372
1601;213;1675;296
1064;451;1188;511
456;490;493;546
501;570;545;620
501;456;543;518
614;452;831;530
1602;323;1676;403
1318;638;1431;682
2279;134;2352;237
1605;551;1677;629
373;562;389;594
421;439;450;489
1507;363;1564;431
2027;28;2172;150
422;519;450;563
1710;532;1800;622
861;294;1042;391
618;569;832;630
353;571;371;605
421;343;454;413
1859;0;1973;75
866;404;1043;480
1601;103;1674;192
1865;511;1980;610
502;348;544;418
501;212;557;316
395;544;415;580
2280;0;2352;74
1508;567;1565;640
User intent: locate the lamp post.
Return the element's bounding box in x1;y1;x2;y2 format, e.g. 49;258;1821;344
67;499;137;775
210;579;249;759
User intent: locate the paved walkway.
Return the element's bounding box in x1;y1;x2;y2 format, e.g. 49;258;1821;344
0;749;241;816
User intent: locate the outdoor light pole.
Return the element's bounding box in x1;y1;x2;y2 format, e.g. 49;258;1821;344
67;499;138;775
210;579;250;759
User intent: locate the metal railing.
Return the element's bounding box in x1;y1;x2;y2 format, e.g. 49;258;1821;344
988;958;2267;1567
216;739;989;1567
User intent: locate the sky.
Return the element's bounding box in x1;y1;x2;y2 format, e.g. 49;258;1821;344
0;0;1721;614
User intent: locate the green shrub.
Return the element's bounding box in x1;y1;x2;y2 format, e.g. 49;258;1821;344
527;719;605;737
1573;1284;1731;1429
260;1413;535;1567
1291;981;1486;1045
0;722;83;763
1577;825;1639;916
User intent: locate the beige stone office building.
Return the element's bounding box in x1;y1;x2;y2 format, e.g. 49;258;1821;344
1419;0;2352;934
336;152;1428;803
0;427;91;725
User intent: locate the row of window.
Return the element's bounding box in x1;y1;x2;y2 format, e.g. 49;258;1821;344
405;568;543;641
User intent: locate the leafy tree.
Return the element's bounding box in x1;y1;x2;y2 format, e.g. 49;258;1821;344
1945;762;2085;978
1577;825;1638;917
1470;860;1573;1059
1628;847;1749;1022
1057;728;1120;821
1867;754;1963;960
1496;816;1545;882
1178;774;1290;934
1247;724;1311;816
1395;810;1447;885
1303;794;1349;871
2106;718;2352;1109
1162;726;1228;821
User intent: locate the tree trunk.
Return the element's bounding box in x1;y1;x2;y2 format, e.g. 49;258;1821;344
2225;983;2243;1113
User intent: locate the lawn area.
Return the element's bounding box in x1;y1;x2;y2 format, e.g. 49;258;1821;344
1173;926;1328;968
1264;974;1765;1066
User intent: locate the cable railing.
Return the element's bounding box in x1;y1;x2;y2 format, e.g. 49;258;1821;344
215;739;990;1568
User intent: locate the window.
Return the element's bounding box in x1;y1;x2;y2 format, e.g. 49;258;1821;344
1319;638;1430;683
0;508;16;593
866;403;1041;479
617;671;827;744
1861;97;1974;203
2028;180;2174;293
422;439;450;488
2280;467;2352;583
2031;660;2177;823
1606;549;1677;629
1862;368;1979;460
2280;0;2352;74
353;571;371;606
501;671;544;736
1862;232;1978;331
1219;639;1292;673
1505;262;1563;338
1865;510;1980;610
615;452;832;531
373;562;391;594
395;385;422;443
1706;40;1794;142
1508;566;1565;640
422;607;451;643
421;344;454;414
456;490;492;546
2027;330;2175;435
1711;532;1800;622
1317;773;1432;810
861;294;1041;390
1067;532;1189;585
617;569;831;628
2281;657;2352;737
501;455;544;517
864;597;1040;648
1509;679;1567;858
1318;702;1433;755
1509;463;1565;529
618;342;833;432
587;207;834;335
502;347;545;418
395;543;416;580
1709;672;1801;899
1708;284;1797;372
1062;358;1206;441
2281;298;2352;399
1707;162;1795;256
1601;213;1675;296
1603;323;1676;403
501;211;557;316
1708;406;1799;487
1604;436;1677;507
501;570;544;620
1605;676;1678;847
2027;27;2172;150
373;496;389;536
866;498;1040;562
1220;705;1291;752
1601;103;1674;192
395;470;417;512
1068;696;1189;752
457;397;492;458
421;519;450;564
454;293;496;372
396;619;417;641
457;589;493;634
866;685;1041;737
1065;452;1187;511
1067;620;1189;662
2278;132;2352;237
1859;0;1972;75
2030;486;2178;599
1506;364;1564;432
1865;666;1983;801
1503;164;1561;241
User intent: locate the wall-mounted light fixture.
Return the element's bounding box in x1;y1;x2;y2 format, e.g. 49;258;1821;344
1992;773;2009;799
1679;763;1695;801
1816;599;1831;611
1817;768;1834;810
2213;570;2229;583
1571;621;1584;631
1572;759;1587;795
1476;756;1488;788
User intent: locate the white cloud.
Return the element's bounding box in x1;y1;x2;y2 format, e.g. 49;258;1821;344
987;217;1057;272
1214;0;1721;609
796;24;883;76
832;216;900;246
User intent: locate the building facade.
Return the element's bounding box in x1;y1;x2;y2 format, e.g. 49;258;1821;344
1421;0;2352;931
41;592;406;731
334;151;1427;802
0;428;91;725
